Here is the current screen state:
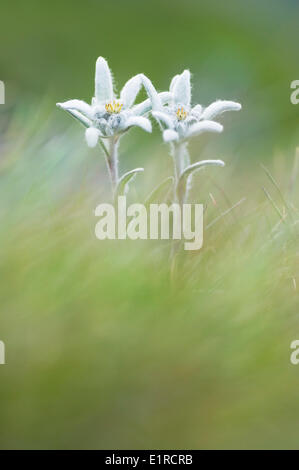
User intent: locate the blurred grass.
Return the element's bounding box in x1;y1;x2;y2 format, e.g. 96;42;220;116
0;102;298;449
0;0;299;450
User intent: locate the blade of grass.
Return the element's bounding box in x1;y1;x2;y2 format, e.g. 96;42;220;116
288;148;299;200
207;174;238;224
206;197;246;230
262;186;286;224
145;176;174;205
261;163;293;221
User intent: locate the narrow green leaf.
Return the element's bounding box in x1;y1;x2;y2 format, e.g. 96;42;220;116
116;168;144;196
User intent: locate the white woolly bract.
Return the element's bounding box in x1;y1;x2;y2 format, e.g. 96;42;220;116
201;100;242;120
172;70;191;106
95;57;114;104
163;129;179;142
126;116;152;133
170;74;180;93
187;121;223;138
120;75;142;109
152;111;174;129
132;92;172;116
191;104;202;118
56;99;93;119
140;74;162;111
85;127;101;147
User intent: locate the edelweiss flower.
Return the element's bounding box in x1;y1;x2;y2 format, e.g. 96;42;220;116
57;57;168;148
152;70;241;143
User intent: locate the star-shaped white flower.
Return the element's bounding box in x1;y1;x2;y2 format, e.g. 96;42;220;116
151;70;241;143
57;57;170;148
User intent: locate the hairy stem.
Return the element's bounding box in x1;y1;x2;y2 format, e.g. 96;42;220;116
104;136;119;200
172;142;190;204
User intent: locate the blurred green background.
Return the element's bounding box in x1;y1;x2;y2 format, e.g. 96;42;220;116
1;0;299;156
0;0;298;449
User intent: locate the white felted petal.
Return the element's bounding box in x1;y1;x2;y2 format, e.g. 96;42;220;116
163;129;179;142
170;74;180;93
131;98;151;116
85;127;101;147
126;116;152;133
201;100;242;120
95;57;114;103
152;111;174;129
120;75;142;109
140;74;162;111
132;91;172;116
185;115;198;126
57;100;93;119
187;120;223;138
172;70;191;106
191;104;203;118
61;108;92;128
